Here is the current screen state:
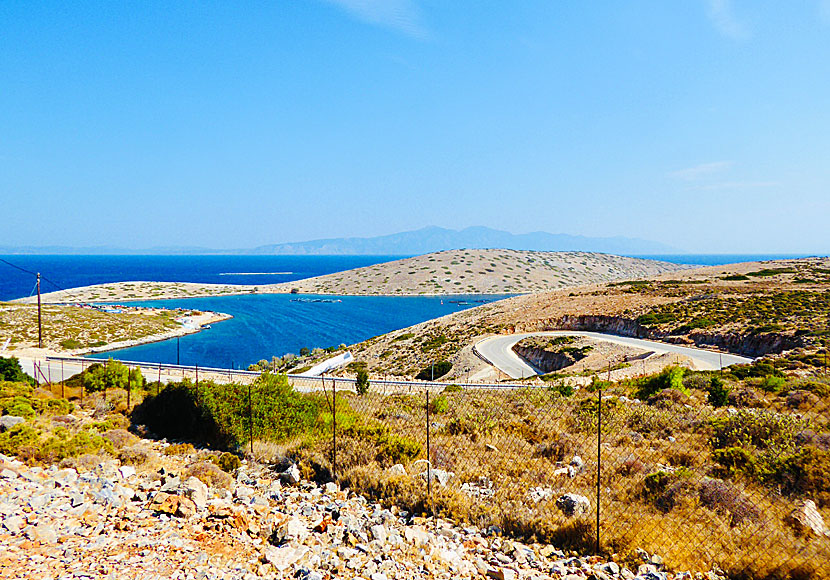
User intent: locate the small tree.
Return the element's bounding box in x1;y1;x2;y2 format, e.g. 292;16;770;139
82;358;129;392
708;376;730;407
355;369;370;395
299;347;310;357
0;356;35;385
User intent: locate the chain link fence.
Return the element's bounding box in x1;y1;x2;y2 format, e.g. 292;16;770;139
32;355;830;577
316;378;829;578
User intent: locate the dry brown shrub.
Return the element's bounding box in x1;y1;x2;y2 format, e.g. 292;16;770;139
102;429;137;449
698;478;760;526
164;443;195;456
76;453;103;471
786;390;820;410
119;444;151;465
728;386;766;408
183;460;232;489
535;432;579;461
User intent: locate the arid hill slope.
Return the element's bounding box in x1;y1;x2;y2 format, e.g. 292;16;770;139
343;257;830;380
23;250;688;303
268;249;687;295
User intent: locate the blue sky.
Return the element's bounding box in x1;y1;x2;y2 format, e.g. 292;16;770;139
1;1;829;253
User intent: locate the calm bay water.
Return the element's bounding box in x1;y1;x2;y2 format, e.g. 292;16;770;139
85;294;507;369
0;253;817;369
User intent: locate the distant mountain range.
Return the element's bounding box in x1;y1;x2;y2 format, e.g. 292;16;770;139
0;226;677;256
248;226;677;255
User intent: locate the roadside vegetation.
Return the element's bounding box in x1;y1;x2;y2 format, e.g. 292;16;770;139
4;352;826;578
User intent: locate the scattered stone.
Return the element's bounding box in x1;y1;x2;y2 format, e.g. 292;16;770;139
556;493;591;516
183;476;208;509
0;416;24;431
786;499;829;537
387;463;407;477
281;464;301;485
263;545;309;571
418;467;454;486
118;465;136;479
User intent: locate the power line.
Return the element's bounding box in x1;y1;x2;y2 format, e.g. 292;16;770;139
0;258;66;293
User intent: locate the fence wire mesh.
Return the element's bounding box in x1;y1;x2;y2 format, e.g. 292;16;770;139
32;355;830;577
313;377;829;578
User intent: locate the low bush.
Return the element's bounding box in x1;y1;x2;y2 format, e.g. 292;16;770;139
119;444;151;465
164;442;195;455
183;460;233;489
708;376;730;407
698;478;760;525
0;358;35;385
430;394;449;414
636;366;687;400
759;375;788;393
216;452;241;473
102;428;137;449
642;469;695;512
415;361;452;381
0;423;41;457
355;369;370;395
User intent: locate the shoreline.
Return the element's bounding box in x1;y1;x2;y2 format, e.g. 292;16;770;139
13;285;523;304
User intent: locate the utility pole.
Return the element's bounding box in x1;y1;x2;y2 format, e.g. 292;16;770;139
177;337;180;366
37;273;42;348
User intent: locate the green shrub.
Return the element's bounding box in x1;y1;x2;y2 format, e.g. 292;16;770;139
776;446;830;507
82;359;130;392
708;377;730;407
551;382;574;397
0;358;35;385
133;374;326;449
37;430;113;463
442;384;463;393
377;432;421;465
415;361;452;381
355;369;370;395
430;395;449;414
729;362;783;380
636;366;686;400
217;452;241;473
0;423;41;456
759;375;788;393
1;396;35;417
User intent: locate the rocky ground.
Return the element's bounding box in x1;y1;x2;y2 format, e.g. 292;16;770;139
0;435;722;580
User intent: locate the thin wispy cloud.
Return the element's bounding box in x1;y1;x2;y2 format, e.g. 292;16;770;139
705;0;750;40
687;180;780;191
325;0;428;39
669;161;733;181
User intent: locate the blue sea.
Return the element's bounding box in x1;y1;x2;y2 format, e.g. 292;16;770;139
0;253;816;369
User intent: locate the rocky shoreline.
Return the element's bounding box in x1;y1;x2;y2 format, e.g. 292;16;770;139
1;433;725;580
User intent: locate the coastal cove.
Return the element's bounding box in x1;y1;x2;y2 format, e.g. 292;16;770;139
85;293;510;369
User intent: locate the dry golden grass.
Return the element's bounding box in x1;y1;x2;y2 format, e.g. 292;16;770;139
283;386;830;578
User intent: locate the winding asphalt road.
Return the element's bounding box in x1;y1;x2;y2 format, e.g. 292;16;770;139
474;331;754;379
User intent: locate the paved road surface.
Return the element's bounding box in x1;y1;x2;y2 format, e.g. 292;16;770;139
475;331;754;379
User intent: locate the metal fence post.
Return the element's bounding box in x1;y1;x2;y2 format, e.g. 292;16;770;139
426;389;433;525
596;385;602;555
248;381;253;456
332;376;337;482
